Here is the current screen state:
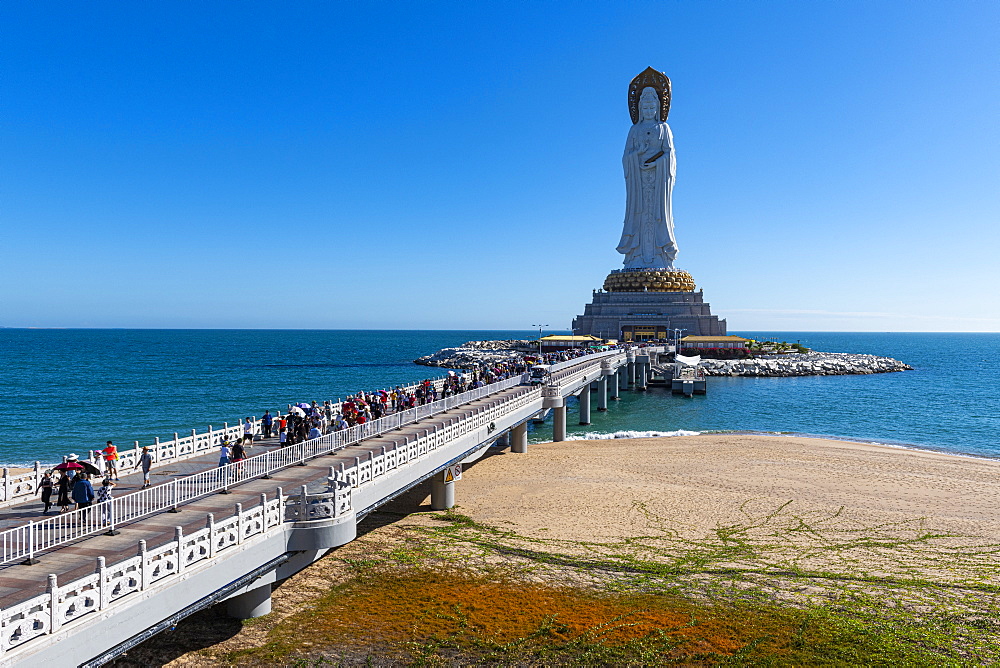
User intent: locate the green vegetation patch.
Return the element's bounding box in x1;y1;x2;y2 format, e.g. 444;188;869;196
229;502;1000;666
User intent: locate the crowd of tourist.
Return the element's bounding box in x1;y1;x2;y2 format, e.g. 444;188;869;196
38;344;639;517
269;362;530;446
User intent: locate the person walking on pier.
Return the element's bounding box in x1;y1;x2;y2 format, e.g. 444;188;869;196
36;471;54;514
96;478;116;524
218;440;231;467
262;410;273;439
230;439;247;472
134;446;154;488
56;471;73;513
72;473;95;520
101;441;120;481
243;417;254;445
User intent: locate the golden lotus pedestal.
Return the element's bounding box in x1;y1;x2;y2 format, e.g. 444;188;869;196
602;269;696;293
572;268;727;340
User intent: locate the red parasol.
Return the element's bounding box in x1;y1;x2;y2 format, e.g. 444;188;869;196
53;461;84;471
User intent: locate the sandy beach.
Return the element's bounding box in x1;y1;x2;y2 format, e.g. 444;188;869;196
122;434;1000;668
136;432;1000;666
450;433;1000;544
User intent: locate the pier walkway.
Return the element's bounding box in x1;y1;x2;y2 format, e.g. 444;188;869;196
0;347;660;666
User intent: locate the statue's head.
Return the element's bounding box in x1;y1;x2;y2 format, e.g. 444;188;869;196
628;67;671;124
639;87;660;122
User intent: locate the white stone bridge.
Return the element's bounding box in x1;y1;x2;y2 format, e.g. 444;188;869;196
0;347;662;667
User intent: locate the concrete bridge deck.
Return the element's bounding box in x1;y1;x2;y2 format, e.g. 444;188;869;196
0;385;526;610
0;347;660;666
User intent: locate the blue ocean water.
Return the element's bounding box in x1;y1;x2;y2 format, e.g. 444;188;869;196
0;330;997;466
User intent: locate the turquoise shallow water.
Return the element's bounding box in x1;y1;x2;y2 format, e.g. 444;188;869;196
0;330;997;465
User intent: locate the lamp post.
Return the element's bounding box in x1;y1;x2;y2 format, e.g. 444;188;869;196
673;328;687;352
531;324;548;357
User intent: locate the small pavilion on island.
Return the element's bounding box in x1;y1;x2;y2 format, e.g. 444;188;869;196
680;335;750;350
538;334;606;351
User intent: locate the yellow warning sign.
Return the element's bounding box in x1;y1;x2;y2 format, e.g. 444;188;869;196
443;464;462;482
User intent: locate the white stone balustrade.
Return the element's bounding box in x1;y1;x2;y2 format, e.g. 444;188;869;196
0;373;459;510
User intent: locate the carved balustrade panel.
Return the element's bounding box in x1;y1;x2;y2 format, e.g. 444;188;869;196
214;516;240;552
1;594;51;652
57;573;100;625
265;499;282;528
7;475;36;500
146;543;180;584
358;460;373;484
182;528;212;567
105;555;142;603
243;506;265;539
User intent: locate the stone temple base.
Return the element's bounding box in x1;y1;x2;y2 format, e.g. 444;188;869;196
572;272;726;341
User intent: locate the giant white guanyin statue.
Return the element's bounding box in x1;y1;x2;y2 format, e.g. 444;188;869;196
617;67;679;270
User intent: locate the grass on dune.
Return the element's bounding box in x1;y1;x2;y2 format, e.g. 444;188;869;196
227;501;1000;666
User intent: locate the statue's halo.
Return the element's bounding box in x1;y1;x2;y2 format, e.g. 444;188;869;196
628;66;671;124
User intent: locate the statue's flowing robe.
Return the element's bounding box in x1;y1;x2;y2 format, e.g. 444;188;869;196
616;121;678;269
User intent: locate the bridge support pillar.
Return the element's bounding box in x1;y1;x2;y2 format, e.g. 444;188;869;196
578;387;591;425
637;363;648;391
553;405;567;442
597;375;608;411
431;473;455;510
610;370;620;401
627;361;636;387
511;422;528;453
227;583;272;619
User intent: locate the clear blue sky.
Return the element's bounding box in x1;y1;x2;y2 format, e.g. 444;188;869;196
2;1;997;331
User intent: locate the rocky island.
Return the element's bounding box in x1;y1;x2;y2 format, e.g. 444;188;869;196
415;341;911;376
414;340;533;369
699;351;912;376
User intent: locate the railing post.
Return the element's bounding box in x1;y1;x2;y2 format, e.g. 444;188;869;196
299;485;308;520
262;447;272;478
48;573;60;632
97;556;108;610
207;514;216;558
22;522;38;565
219;464;230;494
138;540;149;589
236;503;244;544
3;468;9;502
169;480;180;512
104;495;120;536
175;527;185;573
